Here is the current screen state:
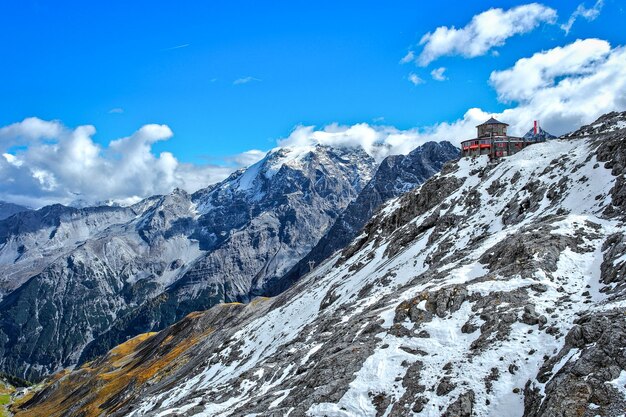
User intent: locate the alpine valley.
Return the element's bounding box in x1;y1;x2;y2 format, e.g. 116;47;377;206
6;112;626;417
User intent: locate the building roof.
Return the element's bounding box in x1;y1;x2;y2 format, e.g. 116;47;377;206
476;117;509;127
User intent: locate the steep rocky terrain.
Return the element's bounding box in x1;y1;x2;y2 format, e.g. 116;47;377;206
0;145;382;380
12;112;626;416
78;145;380;364
0;194;198;380
264;141;459;295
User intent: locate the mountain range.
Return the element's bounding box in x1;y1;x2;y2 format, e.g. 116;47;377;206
8;111;626;417
0;141;458;381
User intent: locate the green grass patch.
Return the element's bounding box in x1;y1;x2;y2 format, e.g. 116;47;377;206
0;394;10;417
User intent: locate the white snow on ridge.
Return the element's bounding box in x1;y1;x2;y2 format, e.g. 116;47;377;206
236;158;263;191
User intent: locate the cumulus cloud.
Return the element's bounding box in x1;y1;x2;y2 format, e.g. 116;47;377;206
277;124;405;162
489;38;611;103
410;3;557;66
561;0;604;35
431;67;447;81
0;120;254;207
408;73;424;85
488;38;625;134
418;38;626;139
0;117;64;145
275;109;490;163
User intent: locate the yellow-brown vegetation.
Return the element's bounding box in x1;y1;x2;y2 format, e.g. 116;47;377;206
11;319;211;417
11;299;268;417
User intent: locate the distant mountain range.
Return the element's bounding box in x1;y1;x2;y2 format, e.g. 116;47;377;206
0;202;30;221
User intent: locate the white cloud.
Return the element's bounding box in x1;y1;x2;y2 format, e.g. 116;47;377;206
0;120;254;207
108;108;124;114
561;0;604;35
404;38;626;141
488;38;625;134
233;76;261;85
225;149;266;167
275;113;486;163
408;73;424;85
431;67;448;81
400;51;415;64
277;124;409;162
489;38;611;103
411;3;557;66
0;117;64;145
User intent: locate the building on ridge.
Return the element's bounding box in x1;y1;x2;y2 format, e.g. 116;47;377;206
461;118;553;159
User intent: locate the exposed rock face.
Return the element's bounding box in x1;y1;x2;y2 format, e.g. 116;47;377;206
0;201;30;221
265;141;459;295
11;112;626;417
0;203;147;295
0;145;378;380
0;195;197;379
524;311;626;417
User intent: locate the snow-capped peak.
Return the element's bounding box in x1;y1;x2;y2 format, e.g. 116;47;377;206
194;144;376;212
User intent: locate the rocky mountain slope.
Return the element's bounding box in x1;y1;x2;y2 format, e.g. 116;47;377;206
264;141;459;296
12;111;626;417
77;145;380;364
0;144;382;381
0;194;199;380
0;201;30;221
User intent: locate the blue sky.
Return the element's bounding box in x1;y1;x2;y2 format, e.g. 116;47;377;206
0;0;625;206
0;0;621;161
